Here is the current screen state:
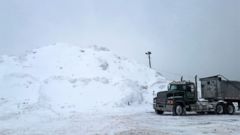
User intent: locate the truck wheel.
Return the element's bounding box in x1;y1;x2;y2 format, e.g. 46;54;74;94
155;110;164;114
173;104;184;116
226;104;235;115
215;103;224;114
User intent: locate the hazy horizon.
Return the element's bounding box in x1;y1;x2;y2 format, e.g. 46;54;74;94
0;0;239;80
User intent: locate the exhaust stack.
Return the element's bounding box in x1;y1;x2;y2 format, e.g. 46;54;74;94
181;76;183;81
195;75;198;99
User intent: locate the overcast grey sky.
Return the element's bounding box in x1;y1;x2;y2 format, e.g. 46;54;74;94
0;0;239;80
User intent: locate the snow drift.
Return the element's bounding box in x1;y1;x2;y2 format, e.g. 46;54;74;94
0;44;166;114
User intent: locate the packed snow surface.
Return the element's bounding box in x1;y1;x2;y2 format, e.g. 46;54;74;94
0;44;166;114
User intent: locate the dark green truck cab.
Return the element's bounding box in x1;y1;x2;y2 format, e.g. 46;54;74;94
153;81;197;115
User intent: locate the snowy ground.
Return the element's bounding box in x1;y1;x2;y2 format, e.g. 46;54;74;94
1;107;240;135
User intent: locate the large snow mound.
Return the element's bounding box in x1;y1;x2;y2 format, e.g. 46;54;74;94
0;44;166;114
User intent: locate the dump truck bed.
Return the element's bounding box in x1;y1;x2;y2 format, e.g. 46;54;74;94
200;75;240;101
221;80;240;100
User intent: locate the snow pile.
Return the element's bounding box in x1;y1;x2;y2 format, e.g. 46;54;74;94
0;44;166;114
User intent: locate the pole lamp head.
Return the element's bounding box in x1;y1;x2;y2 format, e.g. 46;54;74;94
145;51;152;55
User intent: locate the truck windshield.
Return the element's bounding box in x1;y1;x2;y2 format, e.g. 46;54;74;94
169;84;184;91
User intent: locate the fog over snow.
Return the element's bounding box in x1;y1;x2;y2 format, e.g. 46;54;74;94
0;1;240;134
0;0;239;80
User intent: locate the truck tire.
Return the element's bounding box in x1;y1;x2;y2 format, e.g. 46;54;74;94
226;103;235;115
215;103;224;114
173;104;184;116
155;110;164;114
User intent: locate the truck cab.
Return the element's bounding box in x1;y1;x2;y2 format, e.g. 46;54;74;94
154;81;197;115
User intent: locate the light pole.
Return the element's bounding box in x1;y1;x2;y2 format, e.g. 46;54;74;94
145;51;152;68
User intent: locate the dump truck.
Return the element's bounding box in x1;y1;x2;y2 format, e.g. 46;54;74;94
153;75;240;115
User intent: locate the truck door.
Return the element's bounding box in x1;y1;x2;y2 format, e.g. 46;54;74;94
185;84;195;102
